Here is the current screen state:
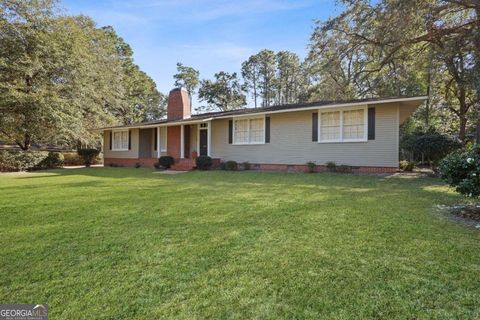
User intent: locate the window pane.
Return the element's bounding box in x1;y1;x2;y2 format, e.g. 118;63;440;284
112;131;129;150
121;131;129;149
160;127;167;151
113;132;121;149
320;111;340;141
234;119;249;144
249;118;264;143
343;109;364;140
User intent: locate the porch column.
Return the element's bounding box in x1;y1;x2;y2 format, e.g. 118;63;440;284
207;121;212;157
156;126;160;158
180;124;185;159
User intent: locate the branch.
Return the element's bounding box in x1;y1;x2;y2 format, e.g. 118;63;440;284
0;129;27;150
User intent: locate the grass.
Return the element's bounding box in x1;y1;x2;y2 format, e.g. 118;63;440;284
0;168;479;319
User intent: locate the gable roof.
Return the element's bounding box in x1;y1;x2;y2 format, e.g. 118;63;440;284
98;95;427;130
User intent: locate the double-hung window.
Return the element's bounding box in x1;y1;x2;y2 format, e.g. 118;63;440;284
233;117;265;144
319;107;367;143
112;130;129;151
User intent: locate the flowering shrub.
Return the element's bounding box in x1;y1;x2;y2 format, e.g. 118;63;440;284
439;145;480;198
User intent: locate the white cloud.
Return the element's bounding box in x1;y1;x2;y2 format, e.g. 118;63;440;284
112;0;314;22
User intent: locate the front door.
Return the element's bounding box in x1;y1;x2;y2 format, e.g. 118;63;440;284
199;129;208;156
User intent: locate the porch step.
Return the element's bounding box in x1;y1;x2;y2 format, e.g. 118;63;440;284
170;158;196;171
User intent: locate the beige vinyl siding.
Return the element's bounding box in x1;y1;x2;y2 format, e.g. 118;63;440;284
190;124;198;155
103;129;140;159
139;128;153;158
211;103;400;167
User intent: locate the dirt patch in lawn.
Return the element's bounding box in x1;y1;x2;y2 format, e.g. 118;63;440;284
435;204;480;229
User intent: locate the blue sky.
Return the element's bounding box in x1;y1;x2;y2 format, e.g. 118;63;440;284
63;0;341;105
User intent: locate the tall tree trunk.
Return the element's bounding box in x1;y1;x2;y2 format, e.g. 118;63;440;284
425;62;432;128
474;7;480;143
459;112;467;142
253;77;257;108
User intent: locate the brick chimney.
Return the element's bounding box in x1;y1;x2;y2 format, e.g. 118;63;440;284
167;88;191;120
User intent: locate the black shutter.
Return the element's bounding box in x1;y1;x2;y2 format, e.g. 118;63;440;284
109;131;112;150
368;107;375;140
312;112;318;142
128;130;132;150
228;120;233;144
154;128;157;151
265;117;270;143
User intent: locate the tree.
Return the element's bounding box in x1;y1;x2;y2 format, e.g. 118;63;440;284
242;49;306;107
241;50;276;107
0;1;106;149
101;26;165;123
275;51;306;104
0;0;164;149
197;72;246;112
173;62;199;109
241;55;261;108
316;0;478;142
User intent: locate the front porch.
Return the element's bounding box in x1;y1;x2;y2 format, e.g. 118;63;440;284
104;121;213;170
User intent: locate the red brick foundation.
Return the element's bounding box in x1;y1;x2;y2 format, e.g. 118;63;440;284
105;157;221;171
170;158;196;171
104;158;158;167
105;158;397;174
252;163;397;174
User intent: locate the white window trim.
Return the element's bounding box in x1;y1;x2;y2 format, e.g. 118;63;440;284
111;129;129;151
232;116;266;145
318;106;368;143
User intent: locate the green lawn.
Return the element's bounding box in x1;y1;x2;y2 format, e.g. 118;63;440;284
1;168;479;319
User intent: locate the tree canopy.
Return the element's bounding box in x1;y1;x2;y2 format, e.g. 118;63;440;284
0;0;164;150
173;62;200;109
197;72;246;112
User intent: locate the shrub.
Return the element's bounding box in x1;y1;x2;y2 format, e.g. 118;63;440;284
77;149;100;167
153;162;162;170
401;129;461;166
63;152;84;166
306;161;316;173
225;160;238;171
326;161;337;172
158;156;175;169
336;165;353;173
135;162;141;168
196;155;212;170
219;161;226;170
399;160;414;172
0;150;49;172
439;145;480;198
242;162;251;170
38;152;64;169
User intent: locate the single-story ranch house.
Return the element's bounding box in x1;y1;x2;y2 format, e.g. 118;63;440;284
98;88;426;173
